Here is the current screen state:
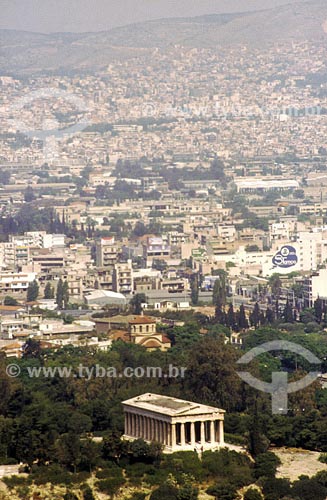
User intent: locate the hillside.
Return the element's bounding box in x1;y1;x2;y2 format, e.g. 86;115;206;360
1;0;327;74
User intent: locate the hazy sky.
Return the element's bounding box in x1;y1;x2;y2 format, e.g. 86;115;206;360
1;0;303;33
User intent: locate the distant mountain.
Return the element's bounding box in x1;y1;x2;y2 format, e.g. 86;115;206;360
1;0;327;75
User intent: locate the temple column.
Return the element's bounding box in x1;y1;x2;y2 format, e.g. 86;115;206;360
145;417;149;440
143;417;148;441
126;413;131;436
180;422;186;447
219;420;224;445
154;419;158;441
210;420;215;444
137;415;141;438
148;418;151;440
140;415;144;439
131;414;135;436
129;413;132;435
125;412;129;435
153;419;157;441
190;422;196;446
151;418;155;441
171;423;176;448
148;417;152;441
200;421;205;445
154;419;159;441
163;422;168;445
167;423;172;447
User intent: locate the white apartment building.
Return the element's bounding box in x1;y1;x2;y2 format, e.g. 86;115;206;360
269;222;291;243
0;233;66;269
0;271;36;293
303;269;327;307
112;260;134;294
217;224;236;242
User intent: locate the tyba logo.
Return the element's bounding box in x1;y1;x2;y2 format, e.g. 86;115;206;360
237;341;321;414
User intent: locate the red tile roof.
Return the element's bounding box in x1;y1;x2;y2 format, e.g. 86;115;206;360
129;316;155;325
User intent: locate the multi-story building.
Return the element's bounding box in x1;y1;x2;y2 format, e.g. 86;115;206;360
0;271;36;294
0;233;66;270
303;269;327;307
143;237;170;267
96;237;119;269
217;224;236;242
112;260;133;294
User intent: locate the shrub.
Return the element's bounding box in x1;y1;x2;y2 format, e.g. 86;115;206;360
150;483;179;500
127;493;147;500
262;478;291;500
206;481;238;500
82;484;95;500
64;493;79;500
125;461;149;486
15;485;30;499
254;452;281;479
30;464;72;485
224;433;246;446
71;471;91;483
96;466;122;479
318;453;327;464
202;449;253;487
163;451;204;482
292;477;327;500
315;470;327;487
178;482;199;499
97;476;126;496
2;475;29;488
244;488;263;500
144;465;168;486
3;296;18;306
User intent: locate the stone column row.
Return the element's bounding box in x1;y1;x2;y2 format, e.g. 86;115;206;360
125;413;224;448
125;412;172;445
174;419;224;447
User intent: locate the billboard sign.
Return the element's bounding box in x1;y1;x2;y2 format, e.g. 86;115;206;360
272;245;298;269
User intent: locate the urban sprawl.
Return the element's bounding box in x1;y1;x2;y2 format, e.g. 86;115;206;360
1;40;327;355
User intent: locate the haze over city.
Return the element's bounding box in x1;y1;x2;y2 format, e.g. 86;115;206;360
2;0;302;32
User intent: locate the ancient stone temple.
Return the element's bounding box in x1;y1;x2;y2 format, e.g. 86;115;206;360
122;393;225;452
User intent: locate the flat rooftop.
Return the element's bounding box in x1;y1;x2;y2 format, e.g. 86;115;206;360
122;393;225;417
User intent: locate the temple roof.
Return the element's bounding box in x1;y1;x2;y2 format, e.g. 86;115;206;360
122;393;225;417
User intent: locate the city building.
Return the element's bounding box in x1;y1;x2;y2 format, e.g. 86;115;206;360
143;237;170;267
96;237;119;269
112;260;133;294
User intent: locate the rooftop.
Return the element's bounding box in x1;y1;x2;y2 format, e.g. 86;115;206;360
122;393;225;417
129;316;155;325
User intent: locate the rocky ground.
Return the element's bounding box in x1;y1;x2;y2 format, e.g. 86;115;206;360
274;447;327;481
